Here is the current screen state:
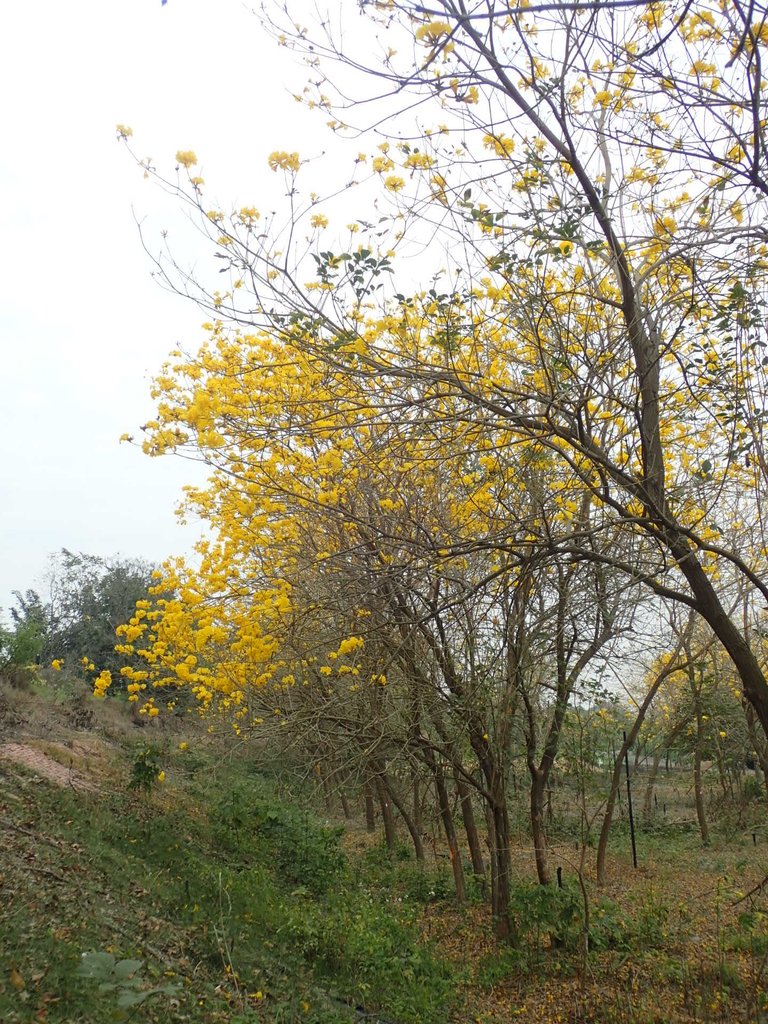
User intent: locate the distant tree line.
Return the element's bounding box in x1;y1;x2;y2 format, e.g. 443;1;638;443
0;549;155;685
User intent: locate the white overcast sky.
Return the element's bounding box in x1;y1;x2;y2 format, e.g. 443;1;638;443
0;0;343;616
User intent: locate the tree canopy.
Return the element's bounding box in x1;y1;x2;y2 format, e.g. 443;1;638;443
102;0;768;925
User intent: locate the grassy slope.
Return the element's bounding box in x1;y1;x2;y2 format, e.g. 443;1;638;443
0;682;455;1024
4;681;768;1024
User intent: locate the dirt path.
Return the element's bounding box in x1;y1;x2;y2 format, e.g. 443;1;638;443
0;741;99;792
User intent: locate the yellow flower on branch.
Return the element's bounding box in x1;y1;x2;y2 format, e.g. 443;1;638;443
337;636;364;656
415;20;452;44
93;669;112;698
372;155;395;173
175;150;198;168
384;175;405;192
268;151;301;173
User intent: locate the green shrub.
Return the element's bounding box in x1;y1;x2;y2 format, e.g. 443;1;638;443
508;879;584;951
206;780;346;895
398;864;455;903
0;619;44;671
127;745;165;793
743;775;765;801
286;895;458;1023
76;951;180;1014
726;909;768;956
476;945;530;988
506;880;669;954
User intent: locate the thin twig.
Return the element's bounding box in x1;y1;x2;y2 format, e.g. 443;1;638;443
2;851;67;883
731;876;768;908
0;816;64;848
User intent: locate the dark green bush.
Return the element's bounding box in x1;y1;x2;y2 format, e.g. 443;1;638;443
506;880;670;954
285;895;458;1023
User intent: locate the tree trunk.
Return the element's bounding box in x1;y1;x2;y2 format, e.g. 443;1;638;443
364;783;376;833
456;773;486;893
375;777;397;852
642;748;663;822
415;736;469;902
745;705;768;798
321;777;333;812
693;721;710;846
530;769;551;886
481;776;513;938
597;638;698;882
596;747;625;885
412;775;423;842
434;767;466;904
340;790;351;819
382;776;425;861
713;741;731;800
669;538;768;740
489;794;514;937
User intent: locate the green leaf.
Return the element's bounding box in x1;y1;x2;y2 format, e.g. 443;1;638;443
112;959;144;981
77;951;116;979
116;989;150;1010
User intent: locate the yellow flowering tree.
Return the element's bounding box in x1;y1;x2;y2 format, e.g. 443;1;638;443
105;301;641;927
119;0;768;736
106;0;768;934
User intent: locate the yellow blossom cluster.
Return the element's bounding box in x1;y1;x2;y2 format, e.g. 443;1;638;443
175;150;197;169
268;151;300;173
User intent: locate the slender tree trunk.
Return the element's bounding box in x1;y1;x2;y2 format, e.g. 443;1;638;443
670;539;768;740
382;776;425;861
485;802;499;896
745;706;768;798
412;775;423;842
416;739;468;902
596;748;625;885
693;719;710;846
340;790;351;819
364;783;376;833
524;687;572;889
642;748;663;822
597;645;696;882
321;777;333;812
456;774;486;892
488;779;512;937
376;777;398;853
434;767;466;904
530;769;551;886
714;741;730;800
478;771;513;938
